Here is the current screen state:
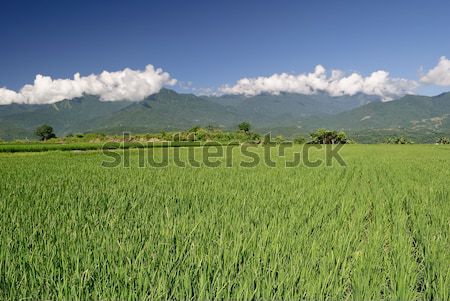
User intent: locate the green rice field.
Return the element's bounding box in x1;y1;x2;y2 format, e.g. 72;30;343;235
0;145;449;299
0;141;206;153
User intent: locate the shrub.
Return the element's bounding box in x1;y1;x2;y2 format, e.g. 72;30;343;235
384;136;413;144
188;126;202;133
437;137;450;144
187;132;196;142
309;128;350;144
293;136;306;144
275;135;286;144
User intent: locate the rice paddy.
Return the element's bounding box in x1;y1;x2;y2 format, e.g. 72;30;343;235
0;145;449;299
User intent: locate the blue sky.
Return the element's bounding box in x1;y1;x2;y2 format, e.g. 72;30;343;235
1;0;449;98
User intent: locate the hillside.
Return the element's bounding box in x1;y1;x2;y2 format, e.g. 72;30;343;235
296;93;450;131
0;95;130;137
203;93;379;127
1;89;450;142
90;89;241;133
0;89;379;139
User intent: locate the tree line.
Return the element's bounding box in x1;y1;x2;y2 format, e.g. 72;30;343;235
32;123;450;145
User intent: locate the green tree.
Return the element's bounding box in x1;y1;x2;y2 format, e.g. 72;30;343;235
384;136;413;144
172;133;181;142
187;132;196;142
195;128;209;141
188;125;201;133
275;135;286;144
437;137;450;144
238;121;251;134
309;128;349;144
293;135;306;144
35;124;56;141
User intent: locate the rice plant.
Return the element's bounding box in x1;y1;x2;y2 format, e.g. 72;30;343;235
0;145;449;299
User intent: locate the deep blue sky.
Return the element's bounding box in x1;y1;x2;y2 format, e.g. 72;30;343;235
1;0;449;94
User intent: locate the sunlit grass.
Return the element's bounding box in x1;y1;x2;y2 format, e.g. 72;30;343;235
0;145;449;299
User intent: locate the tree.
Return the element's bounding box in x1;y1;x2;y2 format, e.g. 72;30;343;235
275;135;286;144
293;135;306;144
35;124;56;141
437;137;450;144
188;125;201;133
172;133;181;142
384;136;413;144
309;128;349;144
238;121;251;134
187;132;196;142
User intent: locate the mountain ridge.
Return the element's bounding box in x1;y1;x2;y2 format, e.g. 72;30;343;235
1;89;449;142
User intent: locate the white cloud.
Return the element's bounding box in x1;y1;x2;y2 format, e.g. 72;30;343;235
0;65;176;105
420;56;450;86
220;65;418;101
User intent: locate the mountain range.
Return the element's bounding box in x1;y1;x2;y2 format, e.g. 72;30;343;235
1;88;450;143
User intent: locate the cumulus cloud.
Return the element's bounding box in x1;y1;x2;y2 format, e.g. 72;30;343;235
220;65;418;101
0;65;176;105
420;56;450;86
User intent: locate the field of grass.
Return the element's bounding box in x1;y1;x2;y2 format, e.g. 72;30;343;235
0;141;209;153
0;145;449;299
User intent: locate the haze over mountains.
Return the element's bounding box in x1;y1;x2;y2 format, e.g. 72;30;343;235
1;88;450;142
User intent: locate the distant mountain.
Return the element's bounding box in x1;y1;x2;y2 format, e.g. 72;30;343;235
203;92;379;127
0;89;380;139
0;121;31;140
297;93;450;131
0;103;43;117
0;95;130;137
1;89;450;143
90;89;241;133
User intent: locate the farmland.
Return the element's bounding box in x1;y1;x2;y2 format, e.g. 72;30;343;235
0;141;207;153
0;145;449;299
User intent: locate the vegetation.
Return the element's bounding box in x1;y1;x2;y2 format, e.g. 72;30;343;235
170;126;261;143
0;124;264;153
309;128;351;144
0;141;210;153
384;136;414;144
293;135;306;144
10;125;450;154
34;124;56;141
2;90;450;144
275;135;286;143
0;145;449;299
238;121;251;133
437;137;450;144
0;125;263;153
